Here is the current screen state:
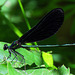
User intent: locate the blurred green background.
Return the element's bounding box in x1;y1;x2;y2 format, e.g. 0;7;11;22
0;0;75;74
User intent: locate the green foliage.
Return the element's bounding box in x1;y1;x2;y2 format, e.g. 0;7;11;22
0;0;75;75
0;41;73;75
42;51;54;68
0;62;73;75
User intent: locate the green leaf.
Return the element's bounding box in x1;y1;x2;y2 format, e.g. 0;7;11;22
26;65;72;75
42;51;53;68
0;64;7;75
7;62;25;75
16;48;42;67
0;60;73;75
58;65;70;75
32;50;43;66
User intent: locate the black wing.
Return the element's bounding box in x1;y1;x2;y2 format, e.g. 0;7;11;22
18;8;64;44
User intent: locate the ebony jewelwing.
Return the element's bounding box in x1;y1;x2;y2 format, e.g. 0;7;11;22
3;8;64;63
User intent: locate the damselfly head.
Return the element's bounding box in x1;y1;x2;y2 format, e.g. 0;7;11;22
3;44;8;50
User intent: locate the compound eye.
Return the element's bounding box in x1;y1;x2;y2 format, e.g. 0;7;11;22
3;44;8;50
